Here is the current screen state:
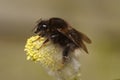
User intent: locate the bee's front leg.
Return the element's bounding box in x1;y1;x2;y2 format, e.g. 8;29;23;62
39;38;49;49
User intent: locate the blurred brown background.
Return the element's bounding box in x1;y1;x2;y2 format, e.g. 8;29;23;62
0;0;120;80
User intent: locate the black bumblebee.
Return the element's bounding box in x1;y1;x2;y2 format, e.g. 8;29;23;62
34;17;91;64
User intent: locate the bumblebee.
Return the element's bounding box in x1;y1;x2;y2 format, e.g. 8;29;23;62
34;17;91;64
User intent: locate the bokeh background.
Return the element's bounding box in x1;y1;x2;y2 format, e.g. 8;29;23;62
0;0;120;80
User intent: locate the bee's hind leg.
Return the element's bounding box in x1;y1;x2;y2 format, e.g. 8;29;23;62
62;47;70;64
62;43;76;64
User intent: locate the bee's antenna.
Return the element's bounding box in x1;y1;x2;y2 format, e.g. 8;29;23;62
36;18;42;23
31;18;42;32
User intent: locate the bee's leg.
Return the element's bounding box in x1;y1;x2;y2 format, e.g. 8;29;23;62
43;38;49;44
62;43;77;64
62;45;71;64
62;47;70;63
39;38;49;48
32;36;40;42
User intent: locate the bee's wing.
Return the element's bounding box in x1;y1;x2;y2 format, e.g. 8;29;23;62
76;29;92;44
57;27;91;53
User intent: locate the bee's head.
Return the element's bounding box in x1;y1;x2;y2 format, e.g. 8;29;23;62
34;20;49;37
34;17;68;37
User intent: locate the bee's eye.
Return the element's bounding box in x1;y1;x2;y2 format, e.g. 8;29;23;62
42;24;47;28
